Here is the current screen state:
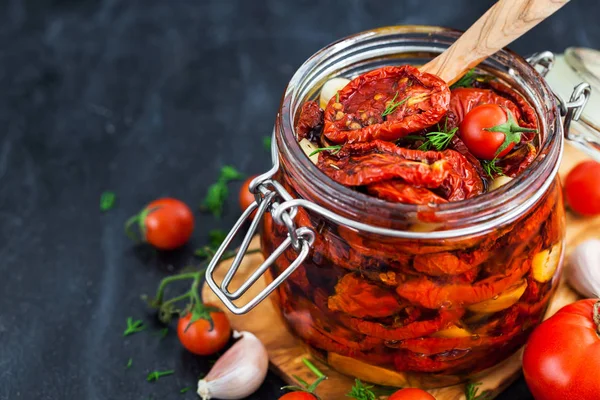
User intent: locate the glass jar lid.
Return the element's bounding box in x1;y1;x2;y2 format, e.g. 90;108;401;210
545;47;599;159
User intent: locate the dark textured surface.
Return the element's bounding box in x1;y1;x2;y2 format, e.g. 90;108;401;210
0;1;597;399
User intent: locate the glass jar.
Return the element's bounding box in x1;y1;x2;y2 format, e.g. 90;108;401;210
206;26;592;389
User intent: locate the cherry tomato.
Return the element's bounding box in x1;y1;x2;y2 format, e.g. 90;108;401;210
523;299;600;400
564;160;600;216
128;198;194;250
177;303;231;356
278;393;317;400
459;104;534;160
239;175;258;218
389;388;436;400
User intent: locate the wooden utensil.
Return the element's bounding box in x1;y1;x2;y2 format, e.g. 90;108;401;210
421;0;570;85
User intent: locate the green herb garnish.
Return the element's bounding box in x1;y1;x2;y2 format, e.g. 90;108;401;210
123;317;146;336
263;136;272;151
422;127;458;151
180;386;193;394
335;91;340;103
381;92;409;117
100;191;116;211
281;358;327;396
202;165;244;217
451;68;476;89
346;379;376;400
465;382;491;400
158;327;169;339
309;145;343;157
126;358;133;368
209;229;228;248
481;159;504;178
146;369;175;382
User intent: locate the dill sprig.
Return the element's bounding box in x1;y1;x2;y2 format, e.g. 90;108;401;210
481;159;504;178
381;92;409;117
123;317;146;336
346;379;376;400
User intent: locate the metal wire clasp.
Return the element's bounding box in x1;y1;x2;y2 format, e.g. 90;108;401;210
205;136;316;315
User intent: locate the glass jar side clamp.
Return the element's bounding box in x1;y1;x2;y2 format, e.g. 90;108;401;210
205;51;592;315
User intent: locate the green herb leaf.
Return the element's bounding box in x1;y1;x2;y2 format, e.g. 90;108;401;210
346;379;376;400
465;382;491;400
309;145;342;157
202;166;244;217
424;127;458;151
146;369;175;382
220;165;244;182
451;68;476;89
123;317;146;336
158;327;169;339
481;159;504;178
100;191;116;212
126;358;133;368
381;92;409;117
180;387;192;394
209;230;228;248
336;91;340;103
263;136;272;151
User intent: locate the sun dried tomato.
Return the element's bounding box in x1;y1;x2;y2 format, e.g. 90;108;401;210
367;180;448;205
399;324;521;354
412;241;494;276
339;308;464;341
322;65;450;143
318;140;484;202
296;100;324;141
328;273;405;318
396;255;532;309
497;142;537;177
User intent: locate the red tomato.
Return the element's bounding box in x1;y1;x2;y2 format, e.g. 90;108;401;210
564;160;600;216
177;304;231;356
523;299;600;400
278;393;317;400
459;104;535;160
239;175;258;218
389;388;436;400
132;198;194;250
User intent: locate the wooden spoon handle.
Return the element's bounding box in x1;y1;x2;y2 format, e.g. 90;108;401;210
420;0;570;85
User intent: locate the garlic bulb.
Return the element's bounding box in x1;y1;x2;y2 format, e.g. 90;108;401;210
567;239;600;298
489;175;513;191
197;331;269;399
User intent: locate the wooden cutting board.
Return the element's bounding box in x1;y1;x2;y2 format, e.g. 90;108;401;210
202;143;599;399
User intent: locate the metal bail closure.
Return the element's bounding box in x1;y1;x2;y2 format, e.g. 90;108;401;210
205;181;316;315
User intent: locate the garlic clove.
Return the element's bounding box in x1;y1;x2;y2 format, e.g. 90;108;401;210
489;175;514;191
567;239;600;298
299;138;319;164
319;77;350;109
432;325;472;338
467;279;528;313
532;242;563;283
197;331;269;400
328;352;408;387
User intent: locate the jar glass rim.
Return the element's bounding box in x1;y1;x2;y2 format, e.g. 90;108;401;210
275;25;562;238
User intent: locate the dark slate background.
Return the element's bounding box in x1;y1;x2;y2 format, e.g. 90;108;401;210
0;0;597;399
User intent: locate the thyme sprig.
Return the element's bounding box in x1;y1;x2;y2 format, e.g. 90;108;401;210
201;166;244;217
146;369;174;382
482;159;504;178
309;145;343;157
